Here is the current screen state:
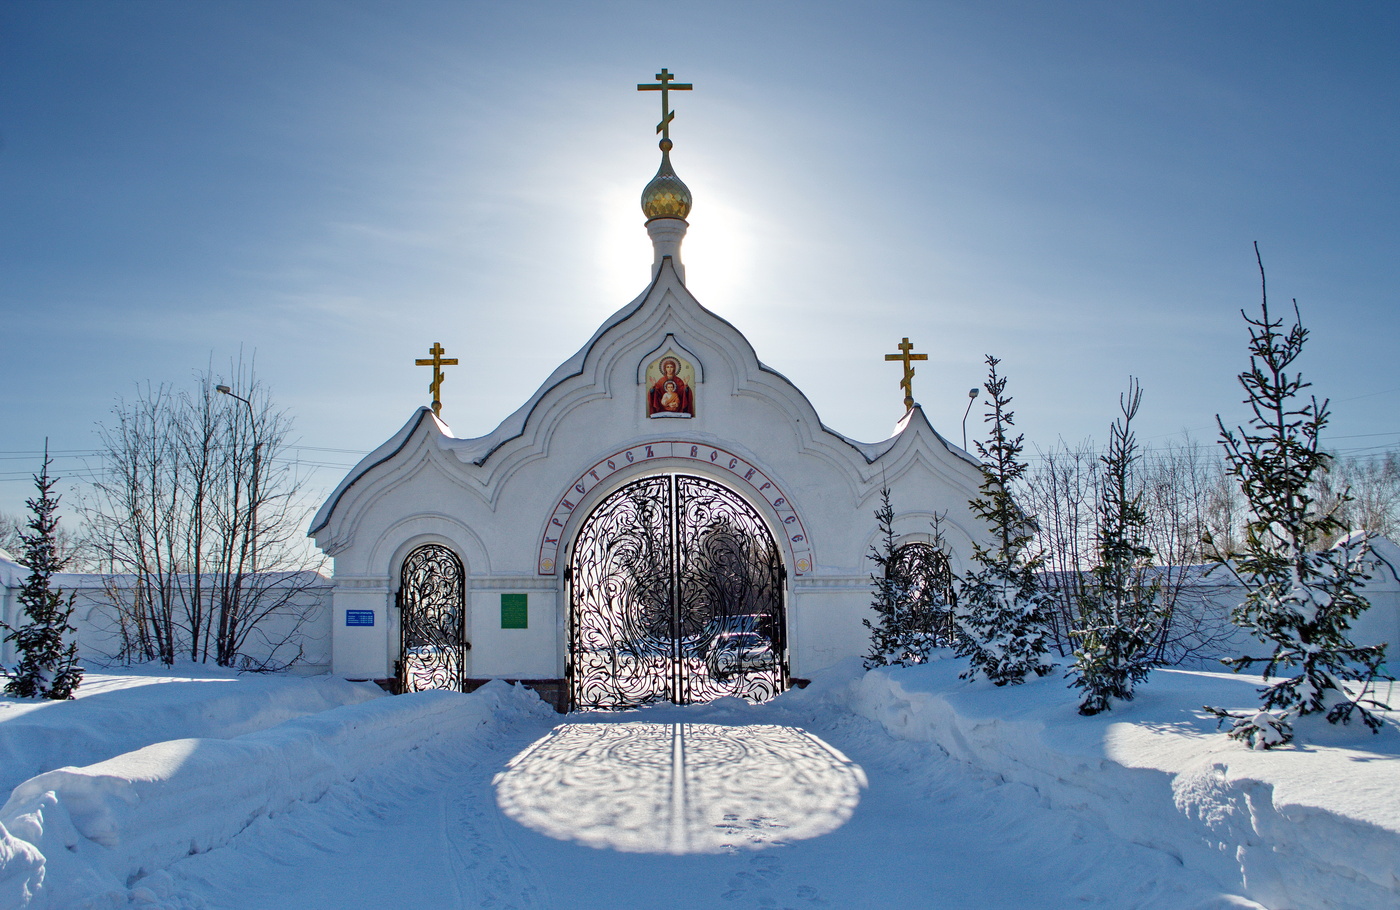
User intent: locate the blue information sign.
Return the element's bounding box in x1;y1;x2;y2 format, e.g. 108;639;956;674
345;610;375;627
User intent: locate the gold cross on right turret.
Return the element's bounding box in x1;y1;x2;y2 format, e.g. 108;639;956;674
884;337;928;412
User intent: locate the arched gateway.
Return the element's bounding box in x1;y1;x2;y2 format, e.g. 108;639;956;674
309;72;988;701
568;474;787;710
397;544;467;693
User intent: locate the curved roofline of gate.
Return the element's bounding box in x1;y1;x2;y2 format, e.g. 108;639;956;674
443;257;912;471
311;259;983;541
309;407;441;536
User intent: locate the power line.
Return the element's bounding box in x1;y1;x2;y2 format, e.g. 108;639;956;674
1337;385;1400;403
0;458;360;483
0;444;369;459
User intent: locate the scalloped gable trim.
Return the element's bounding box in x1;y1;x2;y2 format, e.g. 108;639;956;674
310;261;979;539
309;407;442;536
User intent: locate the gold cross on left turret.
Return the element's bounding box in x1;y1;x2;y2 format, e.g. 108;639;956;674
884;337;928;412
637;68;692;145
415;342;459;418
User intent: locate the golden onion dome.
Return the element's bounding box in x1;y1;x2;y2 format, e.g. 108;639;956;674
640;140;692;221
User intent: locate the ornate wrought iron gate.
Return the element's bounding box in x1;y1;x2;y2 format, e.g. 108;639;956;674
568;474;787;710
398;544;467;693
891;541;957;647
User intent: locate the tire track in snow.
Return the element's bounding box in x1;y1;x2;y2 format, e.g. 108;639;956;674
443;725;553;910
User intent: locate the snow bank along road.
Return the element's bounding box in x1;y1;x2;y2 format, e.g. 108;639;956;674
2;664;1397;909
0;670;384;798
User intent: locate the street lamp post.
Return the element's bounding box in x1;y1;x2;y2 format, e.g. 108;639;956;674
216;385;260;646
961;387;980;452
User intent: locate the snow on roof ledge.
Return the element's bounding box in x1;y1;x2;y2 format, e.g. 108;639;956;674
1368;535;1400;584
308;408;447;536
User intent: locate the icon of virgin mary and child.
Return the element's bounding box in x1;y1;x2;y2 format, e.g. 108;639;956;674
647;356;694;417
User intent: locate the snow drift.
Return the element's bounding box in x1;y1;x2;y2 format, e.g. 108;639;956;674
0;681;549;910
0;670;384;798
805;659;1400;910
2;663;1397;909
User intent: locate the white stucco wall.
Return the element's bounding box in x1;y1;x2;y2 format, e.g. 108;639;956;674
311;242;992;686
0;557;333;675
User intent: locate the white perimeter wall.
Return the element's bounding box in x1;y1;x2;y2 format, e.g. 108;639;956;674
4;549;1398;684
0;556;333;675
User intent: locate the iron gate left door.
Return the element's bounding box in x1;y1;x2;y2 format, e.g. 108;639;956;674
568;473;787;710
398;544;467;692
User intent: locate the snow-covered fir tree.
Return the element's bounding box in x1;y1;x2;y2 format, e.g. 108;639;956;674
1071;379;1168;715
1206;248;1388;749
955;355;1054;685
2;448;83;699
863;488;956;668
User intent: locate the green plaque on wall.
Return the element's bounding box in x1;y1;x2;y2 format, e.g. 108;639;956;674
501;593;528;629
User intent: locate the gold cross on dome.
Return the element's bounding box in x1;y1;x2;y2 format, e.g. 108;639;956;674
414;342;459;418
884;337;928;412
637;68;692;144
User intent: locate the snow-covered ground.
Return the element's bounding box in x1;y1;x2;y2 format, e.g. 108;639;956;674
0;661;1395;909
0;667;384;798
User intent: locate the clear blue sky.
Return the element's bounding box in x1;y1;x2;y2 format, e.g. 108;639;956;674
2;1;1397;519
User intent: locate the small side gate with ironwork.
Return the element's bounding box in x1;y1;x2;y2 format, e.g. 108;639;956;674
568;473;788;710
398;543;468;693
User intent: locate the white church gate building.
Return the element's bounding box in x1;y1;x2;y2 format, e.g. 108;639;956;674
309;72;989;710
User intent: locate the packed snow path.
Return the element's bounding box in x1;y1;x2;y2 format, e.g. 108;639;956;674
143;693;1252;910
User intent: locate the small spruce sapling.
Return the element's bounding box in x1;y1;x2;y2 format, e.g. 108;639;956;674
1071;378;1167;715
955;355;1054;685
2;447;83;699
1205;246;1389;748
864;488;956;668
